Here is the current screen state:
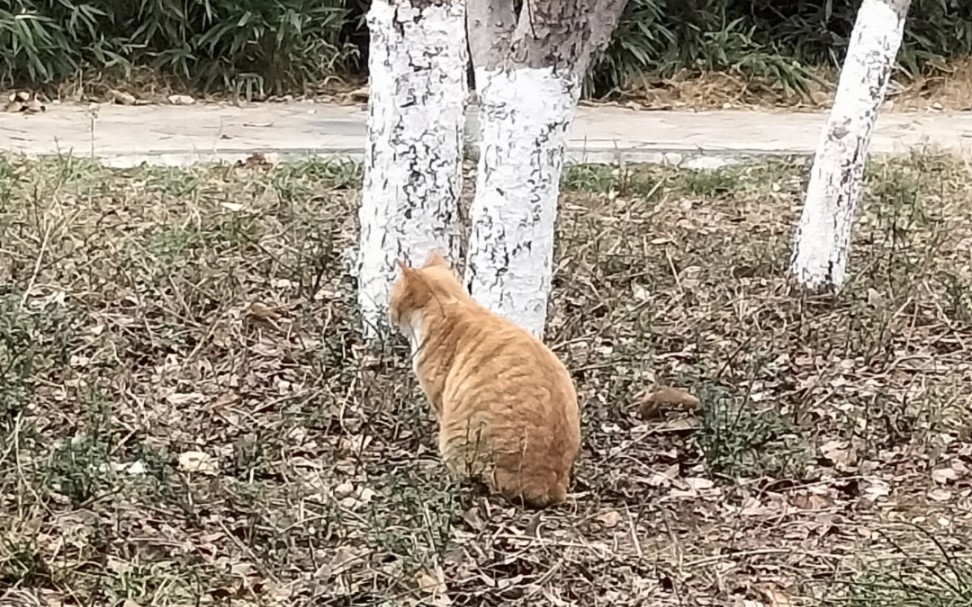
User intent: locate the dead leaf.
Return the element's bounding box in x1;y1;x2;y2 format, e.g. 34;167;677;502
652;418;700;433
863;479;890;501
415;565;447;595
739;497;774;516
248;301;280;321
230;561;257;576
524;511;542;537
339;434;372;455
684;477;714;491
668;488;699;500
327;545;364;576
755;583;796;607
462;507;485;531
209;391;239;410
239;152;278;170
109;89;137;105
333;481;355;498
632;284;651;302
5;94;45;114
4;99;47;114
932;467;958;484
596;509;622;529
928;488;952;502
166;392;206;405
866;287;885;308
178;450;218;475
348;85;369;102
358;487;375;504
648;463;679;487
819;439;855;471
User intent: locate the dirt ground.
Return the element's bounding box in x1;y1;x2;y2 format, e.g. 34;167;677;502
6;59;972;114
583;60;972;113
1;153;971;606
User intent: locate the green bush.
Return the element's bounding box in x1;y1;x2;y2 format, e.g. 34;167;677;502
0;0;969;98
0;0;356;95
587;0;972;96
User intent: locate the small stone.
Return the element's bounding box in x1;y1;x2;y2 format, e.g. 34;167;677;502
167;94;196;106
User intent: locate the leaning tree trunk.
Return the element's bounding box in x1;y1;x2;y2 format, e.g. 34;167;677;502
356;0;468;339
463;0;626;338
789;0;911;291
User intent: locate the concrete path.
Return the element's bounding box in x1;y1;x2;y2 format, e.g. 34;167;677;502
1;101;970;168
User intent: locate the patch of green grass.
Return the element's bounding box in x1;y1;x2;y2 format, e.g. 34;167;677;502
940;272;972;325
45;391;116;506
0;301;38;428
275;157;363;196
695;382;812;480
365;471;466;574
562;164;617;194
824;529;972;607
675;168;744;197
0;295;76;431
561;158;808;202
98;560;203;606
561;163;663;201
0;538;54;587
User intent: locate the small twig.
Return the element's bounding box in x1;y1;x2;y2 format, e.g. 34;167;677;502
217;519;281;584
19;216;53;311
685;548;795;568
625;503;643;559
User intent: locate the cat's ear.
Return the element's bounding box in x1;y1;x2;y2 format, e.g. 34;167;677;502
423;249;449;268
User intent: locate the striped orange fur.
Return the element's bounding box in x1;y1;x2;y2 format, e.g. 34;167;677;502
388;250;581;507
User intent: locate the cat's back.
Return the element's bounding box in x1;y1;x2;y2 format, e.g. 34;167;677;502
449;303;575;398
441;301;579;449
438;302;580;506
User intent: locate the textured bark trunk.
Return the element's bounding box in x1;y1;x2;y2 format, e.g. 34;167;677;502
464;67;580;335
790;0;911;291
357;0;468;339
464;0;626;338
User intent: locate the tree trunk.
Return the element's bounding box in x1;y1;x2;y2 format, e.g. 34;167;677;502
463;0;626;338
356;0;468;339
789;0;911;291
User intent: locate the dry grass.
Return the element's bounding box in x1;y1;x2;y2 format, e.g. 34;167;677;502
1;152;971;606
604;58;972;112
9;57;972;112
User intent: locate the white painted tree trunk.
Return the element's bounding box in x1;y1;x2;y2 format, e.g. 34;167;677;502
463;0;624;339
356;0;468;339
463;68;580;337
789;0;911;291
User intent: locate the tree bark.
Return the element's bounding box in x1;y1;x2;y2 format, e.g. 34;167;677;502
789;0;911;291
464;0;626;338
357;0;468;339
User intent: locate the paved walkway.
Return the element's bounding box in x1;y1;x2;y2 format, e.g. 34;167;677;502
1;101;970;168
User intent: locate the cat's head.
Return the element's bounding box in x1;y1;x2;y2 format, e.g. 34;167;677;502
388;250;464;328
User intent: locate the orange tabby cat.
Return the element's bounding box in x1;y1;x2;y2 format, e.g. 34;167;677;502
388;250;581;507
